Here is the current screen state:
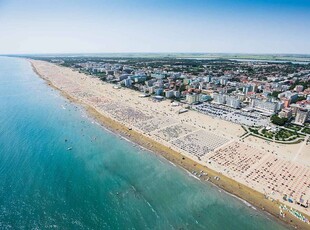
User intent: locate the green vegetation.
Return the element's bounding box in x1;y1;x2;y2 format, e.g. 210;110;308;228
261;129;274;139
231;77;240;82
246;125;305;143
249;127;259;134
271;91;281;98
289;79;310;91
270;115;288;126
302;127;310;135
275;129;298;141
285;123;303;131
296;96;306;102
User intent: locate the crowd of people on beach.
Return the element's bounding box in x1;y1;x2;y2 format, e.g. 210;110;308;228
207;141;310;213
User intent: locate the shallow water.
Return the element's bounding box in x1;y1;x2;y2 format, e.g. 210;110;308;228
0;57;287;229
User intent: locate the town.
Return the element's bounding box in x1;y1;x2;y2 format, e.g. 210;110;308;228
33;56;310;143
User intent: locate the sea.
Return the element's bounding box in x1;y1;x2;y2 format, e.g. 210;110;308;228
0;57;287;229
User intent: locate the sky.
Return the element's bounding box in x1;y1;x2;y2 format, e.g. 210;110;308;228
0;0;310;54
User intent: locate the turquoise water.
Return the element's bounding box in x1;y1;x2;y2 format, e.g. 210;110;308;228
0;57;287;229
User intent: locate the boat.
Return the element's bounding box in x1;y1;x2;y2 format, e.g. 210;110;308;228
67;147;73;151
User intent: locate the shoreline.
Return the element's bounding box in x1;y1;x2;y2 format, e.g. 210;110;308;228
29;59;309;230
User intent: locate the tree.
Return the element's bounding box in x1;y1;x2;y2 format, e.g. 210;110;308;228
270;115;288;126
179;84;186;92
271;91;281;98
296;96;306;102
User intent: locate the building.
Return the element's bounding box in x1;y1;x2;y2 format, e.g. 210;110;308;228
237;93;246;101
279;108;293;119
278;91;298;103
294;85;304;93
183;79;191;85
226;96;241;109
124;78;132;87
276;101;284;111
198;82;204;90
242;85;253;94
154;79;164;88
165;90;174;98
155;88;163;96
282;98;291;108
205;75;212;82
145;79;156;87
212;93;226;104
186;94;200;104
251;99;278;114
151;73;165;79
148;86;155;94
290;104;300;116
106;70;115;75
173;91;180;98
133;75;147;83
119;74;132;81
200;94;212;102
295;109;309;125
220;77;228;85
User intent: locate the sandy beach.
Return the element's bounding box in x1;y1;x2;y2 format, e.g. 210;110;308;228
30;59;310;229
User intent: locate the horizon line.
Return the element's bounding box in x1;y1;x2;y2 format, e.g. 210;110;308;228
1;52;310;56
